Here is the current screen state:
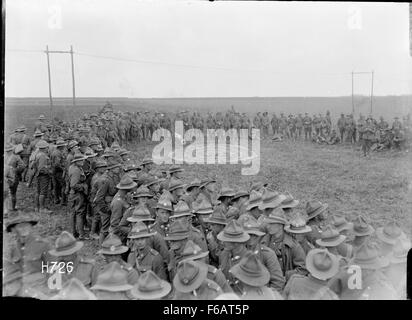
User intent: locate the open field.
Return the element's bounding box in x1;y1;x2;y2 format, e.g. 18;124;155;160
4;95;412;136
4;137;412;264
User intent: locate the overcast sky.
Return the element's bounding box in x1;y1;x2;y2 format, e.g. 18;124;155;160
5;0;412;98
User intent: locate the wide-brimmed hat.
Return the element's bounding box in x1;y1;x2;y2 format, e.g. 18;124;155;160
186;178;201;192
173;260;208;293
128;221;156;239
217;187;236;200
306;200;328;220
352;215;375;237
194;199;214;215
131;186;153;198
169;165;184;174
71;153;86;164
130;270;171;300
240;216;265;237
84;149;98;158
38;114;46;120
229;252;270;287
279;193;300;209
127;206;154;223
376;221;403;245
217;220;250;243
389;238;410;264
265;208;288;226
118;149;130;157
67;140;78;149
49;231;84;256
155;198;173;212
102;149;116;158
36;140;49;149
350;241;389;270
199;178;217;189
116;175;137;190
250;181;268;192
55;139;68;147
246;190;263;211
164;220;190;241
284;213;312;234
316;225;346;247
330;214;353;233
306;249;340;280
124;162;141;172
168;178;186;192
107;163;122;170
178;240;209;263
144;176;164;188
231;189;249;202
141;157;154;166
50;278;97;300
98;234;129;255
6;212;39;232
90;261;134;292
170;201;193;219
159;190;174;203
204;207;228;225
95;160;108;169
33;129;44;137
259;190;287;210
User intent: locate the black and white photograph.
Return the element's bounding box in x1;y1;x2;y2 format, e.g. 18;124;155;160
2;0;412;301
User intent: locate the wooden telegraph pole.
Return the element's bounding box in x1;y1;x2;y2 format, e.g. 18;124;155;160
44;45;77;122
351;71;354;114
370;70;374;115
45;45;54;121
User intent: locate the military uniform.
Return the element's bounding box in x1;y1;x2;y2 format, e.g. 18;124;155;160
68;163;88;237
206;263;233;293
128;246;167;280
189;225;208;254
174;278;223;300
50;147;66;204
31;149;52;211
6;153;25;210
240;286;283;300
110;192;130;237
253;245;286;292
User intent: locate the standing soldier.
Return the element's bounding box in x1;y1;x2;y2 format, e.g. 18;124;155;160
28;140;52;214
303;113;312;141
5;145;25;211
295;114;303;140
68;153;89;239
50;139;68;205
279;113;288;138
261;112;270;139
362;116;376;157
357;114;366;145
337;113;345;143
271;113;278;136
392;116;402;135
253;113;261;133
34;114;49;133
89;160;108;240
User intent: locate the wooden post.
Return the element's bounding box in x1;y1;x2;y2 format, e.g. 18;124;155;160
351;71;354;114
70;45;76;107
45;45;53;121
370;71;374;115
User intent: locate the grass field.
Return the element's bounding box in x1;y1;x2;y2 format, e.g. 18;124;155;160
4;136;412;265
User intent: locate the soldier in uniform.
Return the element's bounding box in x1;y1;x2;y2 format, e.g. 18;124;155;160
89;160;108;239
305;200;329;246
173;260;223;300
150;196;173;239
283;249;340;300
29;140;52;213
177;240;233;293
68;153;89;239
48;231;97;288
392;116;402;135
230;252;283;300
50;139;68;205
315;226;352;265
34;114;49;133
362;116;376;157
271;113;279;135
127;221;167;280
262;208;308;282
130;270;172;300
350;215;375;252
261;112;270;139
5;145;25;211
337;113;346;143
97;233;139;285
303;113;312;141
203;207;227;268
240;216;286;292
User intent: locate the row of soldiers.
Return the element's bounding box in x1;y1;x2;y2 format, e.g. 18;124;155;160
3;107;410;300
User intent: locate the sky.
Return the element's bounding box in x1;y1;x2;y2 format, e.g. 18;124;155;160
5;0;412;98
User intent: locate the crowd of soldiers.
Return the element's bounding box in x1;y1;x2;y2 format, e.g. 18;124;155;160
3;102;410;300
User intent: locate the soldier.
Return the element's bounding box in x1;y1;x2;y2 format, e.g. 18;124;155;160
240;216;286;292
283;249;340;300
230;252;283;300
271;113;279;135
287;115;296;140
215;186;236;215
315;225;351;265
350;215;375;252
96;233;139;285
204;207;227;268
5;145;25;211
89;160;108;239
90;262;134;299
241;190;263;222
50;139;68;205
169;200;208;252
262;208;308;281
151;196;173;239
29;140;52;214
217;220;251;287
231;189;250;218
68;153;89;239
337;113;346;143
261;112;270;139
375;221;403;259
305;200;329;246
295;114;303;140
168;178;187;204
130;270;172;300
392;116;402;135
34;114;49;133
173;260;223;300
284;213;314;256
177;240;233;293
362;116;376;157
197;178;219;206
357;114;366;143
49;231;98;288
110;175;137;238
127;221;167;280
303;113;312;141
327;129;340;145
